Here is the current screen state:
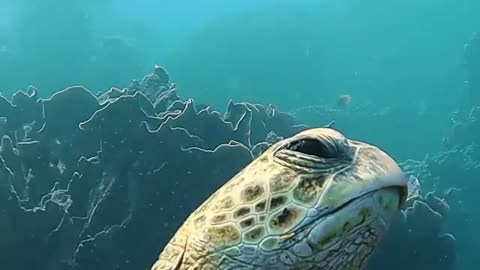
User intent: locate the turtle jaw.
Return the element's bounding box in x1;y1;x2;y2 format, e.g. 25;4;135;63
302;185;404;269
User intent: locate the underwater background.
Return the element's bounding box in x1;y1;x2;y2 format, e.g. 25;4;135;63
0;0;478;269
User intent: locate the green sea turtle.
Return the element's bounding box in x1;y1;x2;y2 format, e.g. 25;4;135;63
151;127;408;270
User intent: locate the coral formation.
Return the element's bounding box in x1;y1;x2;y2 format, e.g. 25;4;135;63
444;106;480;153
367;180;456;270
400;105;480;270
0;66;456;270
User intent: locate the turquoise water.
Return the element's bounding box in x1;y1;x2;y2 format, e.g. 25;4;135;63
0;0;479;269
1;0;478;158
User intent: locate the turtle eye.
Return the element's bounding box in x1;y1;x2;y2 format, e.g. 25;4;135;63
286;139;335;158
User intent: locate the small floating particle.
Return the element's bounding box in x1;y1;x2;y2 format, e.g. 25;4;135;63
336;94;352;107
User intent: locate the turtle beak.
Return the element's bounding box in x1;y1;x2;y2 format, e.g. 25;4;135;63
366;168;409;210
319;145;409;212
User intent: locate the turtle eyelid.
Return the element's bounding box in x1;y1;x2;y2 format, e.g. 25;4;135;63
285;138;336;159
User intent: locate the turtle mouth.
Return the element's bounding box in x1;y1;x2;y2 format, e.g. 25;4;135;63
330;170;409;215
325;185;407;218
398;185;409;207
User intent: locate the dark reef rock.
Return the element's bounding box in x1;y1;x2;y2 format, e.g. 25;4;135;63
367;192;456;270
127;64;179;112
401;100;480;270
0;66;457;270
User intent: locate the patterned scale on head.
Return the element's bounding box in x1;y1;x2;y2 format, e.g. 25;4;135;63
151;127;408;270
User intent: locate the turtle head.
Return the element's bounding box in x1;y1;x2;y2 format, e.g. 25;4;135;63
152;126;408;270
269;127;408;268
